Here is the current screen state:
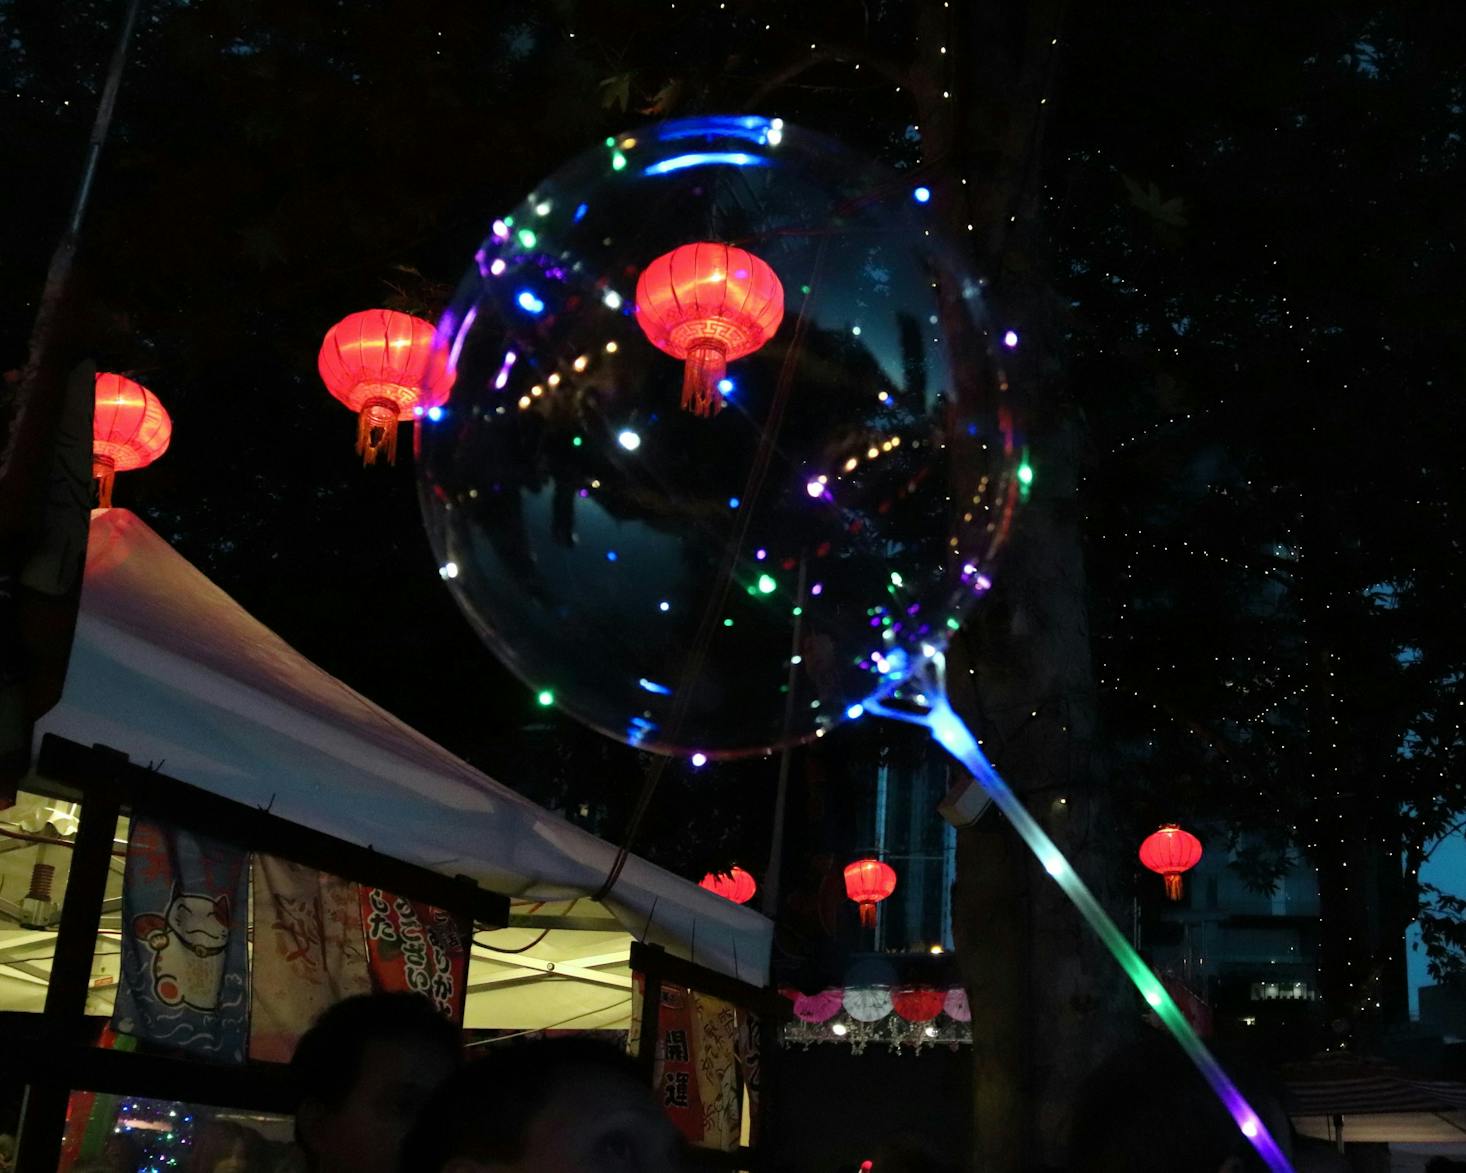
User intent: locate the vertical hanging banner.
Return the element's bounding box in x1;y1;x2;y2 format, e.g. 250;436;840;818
690;991;742;1151
112;816;249;1062
735;1009;762;1148
248;855;372;1062
360;887;470;1022
631;979;705;1145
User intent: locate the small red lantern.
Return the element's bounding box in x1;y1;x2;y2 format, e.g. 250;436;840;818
93;373;171;508
318;309;452;465
700;867;757;905
634;241;784;417
844;858;897;928
1139;824;1203;902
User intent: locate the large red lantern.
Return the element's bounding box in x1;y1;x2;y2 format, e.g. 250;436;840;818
634;241;784;417
318;309;452;465
93;373;171;508
844;858;897;928
1139;824;1203;902
700;867;757;906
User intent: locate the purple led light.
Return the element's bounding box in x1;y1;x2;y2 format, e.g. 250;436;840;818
492;219;509;240
492;350;518;390
1003;329;1019;348
490;258;507;277
811;583;823;596
805;480;825;498
446;305;479;375
756;548;767;561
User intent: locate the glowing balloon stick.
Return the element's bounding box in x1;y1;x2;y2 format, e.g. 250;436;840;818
866;656;1293;1173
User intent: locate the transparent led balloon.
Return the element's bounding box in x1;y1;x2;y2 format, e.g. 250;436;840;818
419;116;1021;757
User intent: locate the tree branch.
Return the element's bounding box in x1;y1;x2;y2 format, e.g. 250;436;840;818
742;43;912;112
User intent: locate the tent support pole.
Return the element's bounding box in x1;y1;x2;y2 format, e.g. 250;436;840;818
15;773;119;1171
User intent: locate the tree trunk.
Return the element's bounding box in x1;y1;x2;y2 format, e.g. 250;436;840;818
911;1;1133;1168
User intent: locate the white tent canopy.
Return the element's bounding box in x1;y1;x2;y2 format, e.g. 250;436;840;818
5;508;770;1027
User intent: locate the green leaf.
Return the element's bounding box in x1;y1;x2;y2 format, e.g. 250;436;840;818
599;72;633;112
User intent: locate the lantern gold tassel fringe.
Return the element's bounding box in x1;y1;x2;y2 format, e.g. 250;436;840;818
859;902;877;929
357;398;402;466
1164;874;1184;902
93;456;116;509
681;341;728;417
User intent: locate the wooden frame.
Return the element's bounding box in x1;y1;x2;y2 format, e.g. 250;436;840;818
630;941;791;1173
5;734;508;1172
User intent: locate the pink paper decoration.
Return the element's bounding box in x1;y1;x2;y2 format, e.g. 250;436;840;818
943;986;971;1022
793;988;845;1023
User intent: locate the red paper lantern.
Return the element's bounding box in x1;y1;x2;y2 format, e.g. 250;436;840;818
318;309;452;465
700;866;757;905
93;373;171;508
634;241;784;417
843;858;897;928
1139;824;1203;901
891;986;946;1023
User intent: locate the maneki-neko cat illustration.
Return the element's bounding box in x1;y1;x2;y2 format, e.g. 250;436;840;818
132;883;233;1011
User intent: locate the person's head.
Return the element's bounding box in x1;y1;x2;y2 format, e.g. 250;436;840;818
1067;1035;1293;1173
405;1037;686;1173
292;992;462;1173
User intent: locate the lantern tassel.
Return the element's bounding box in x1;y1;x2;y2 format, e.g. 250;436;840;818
681;341;727;417
92;457;116;509
1164;874;1184;902
357;398;401;465
859;902;876;929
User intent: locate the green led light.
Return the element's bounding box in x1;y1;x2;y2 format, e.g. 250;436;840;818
800;284;811;295
757;574;776;594
791;606;803;617
612;151;627;171
946;617;961;630
517;228;537;249
1017;462;1034;486
536;689;554;707
572;436;584;447
890;571;904;587
503;214;514;227
605;136;616;147
723;618;735;627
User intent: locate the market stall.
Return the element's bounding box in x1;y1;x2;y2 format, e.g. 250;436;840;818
0;507;778;1170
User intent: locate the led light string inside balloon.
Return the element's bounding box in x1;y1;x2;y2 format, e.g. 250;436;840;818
865;655;1294;1173
593;239;830;901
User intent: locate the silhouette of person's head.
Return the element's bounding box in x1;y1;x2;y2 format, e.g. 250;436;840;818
292;992;461;1173
405;1037;685;1173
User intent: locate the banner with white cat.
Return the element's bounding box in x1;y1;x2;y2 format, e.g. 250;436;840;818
248;855;371;1062
113;816;250;1062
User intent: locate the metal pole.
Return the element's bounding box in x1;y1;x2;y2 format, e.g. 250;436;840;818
1;0;144;483
760;554;807;917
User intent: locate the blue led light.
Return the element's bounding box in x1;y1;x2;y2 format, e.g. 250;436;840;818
728;496;741;509
644;152;766;176
717;377;734;396
658;115;773;144
846;703;866;720
516;290;545;315
638;678;673;695
573;202;588;222
913;186;932;204
606;550;618;562
425;406;444;423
